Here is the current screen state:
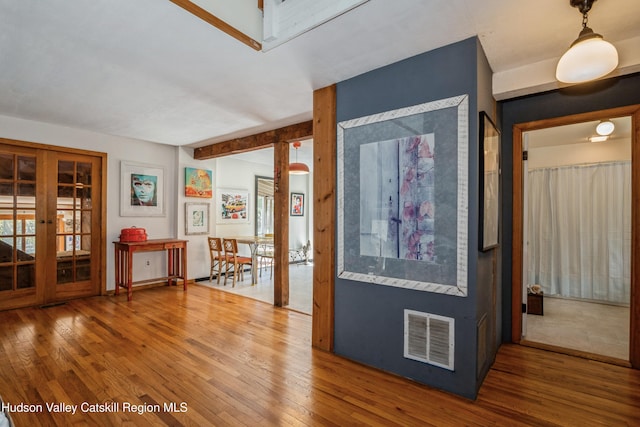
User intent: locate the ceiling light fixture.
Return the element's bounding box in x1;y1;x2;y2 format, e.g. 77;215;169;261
595;119;615;136
289;141;309;175
556;0;618;84
589;135;608;143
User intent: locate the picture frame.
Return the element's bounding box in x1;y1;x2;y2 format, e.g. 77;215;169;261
290;192;304;216
185;167;213;198
337;95;469;297
216;188;250;224
185;202;210;235
479;111;500;251
120;161;165;217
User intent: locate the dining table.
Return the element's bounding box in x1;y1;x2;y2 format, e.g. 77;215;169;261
228;235;274;285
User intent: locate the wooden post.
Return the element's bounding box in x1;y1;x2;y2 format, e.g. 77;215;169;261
312;85;336;351
274;140;290;306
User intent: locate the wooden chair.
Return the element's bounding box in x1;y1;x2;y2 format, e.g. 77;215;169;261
222;238;252;287
257;234;275;279
208;237;226;284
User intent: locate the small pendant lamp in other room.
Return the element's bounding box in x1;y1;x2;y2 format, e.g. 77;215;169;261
289;141;309;175
556;0;618;84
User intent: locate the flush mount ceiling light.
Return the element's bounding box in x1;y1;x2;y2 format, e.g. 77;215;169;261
595;119;615;136
556;0;618;84
589;135;608;143
289;141;309;175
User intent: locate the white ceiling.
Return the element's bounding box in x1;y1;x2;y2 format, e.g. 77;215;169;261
1;0;639;155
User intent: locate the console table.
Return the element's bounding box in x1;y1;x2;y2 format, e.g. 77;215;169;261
114;239;188;301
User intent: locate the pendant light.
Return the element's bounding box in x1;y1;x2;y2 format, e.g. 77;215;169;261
556;0;618;84
289;141;309;175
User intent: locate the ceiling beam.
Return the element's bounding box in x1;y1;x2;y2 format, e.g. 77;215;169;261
193;120;313;160
169;0;262;51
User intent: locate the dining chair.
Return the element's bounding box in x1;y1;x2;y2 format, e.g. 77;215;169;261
207;237;225;284
222;238;252;287
257;233;275;279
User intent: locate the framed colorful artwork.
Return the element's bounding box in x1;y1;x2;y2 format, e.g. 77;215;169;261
216;189;249;224
337;95;469;297
185;167;213;198
120;161;165;217
290;193;304;216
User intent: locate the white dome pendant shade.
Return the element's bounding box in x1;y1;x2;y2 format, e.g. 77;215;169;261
556;27;619;84
555;0;619;84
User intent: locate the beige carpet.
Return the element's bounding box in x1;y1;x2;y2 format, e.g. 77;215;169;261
524;296;630;360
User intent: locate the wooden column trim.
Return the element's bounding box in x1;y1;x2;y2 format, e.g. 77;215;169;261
631;106;640;368
511;125;524;344
273;141;290;307
312;85;336;351
193;121;313;160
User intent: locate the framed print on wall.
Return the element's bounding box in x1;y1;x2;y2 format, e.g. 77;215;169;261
337;94;469;297
185;202;210;235
479;111;500;251
120;161;165;217
185;167;213;198
216;189;250;224
290;192;304;216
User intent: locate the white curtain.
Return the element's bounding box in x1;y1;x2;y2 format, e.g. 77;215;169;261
527;161;631;304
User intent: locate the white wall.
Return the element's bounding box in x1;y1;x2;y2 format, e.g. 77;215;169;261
0;114;178;291
289;173;310;250
0;115;312;287
528;138;631;170
178;151;274;280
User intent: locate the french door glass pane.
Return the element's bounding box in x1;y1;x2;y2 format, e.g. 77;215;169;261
17;157;35;181
57;160;92;285
17;264;35;289
0;154;13;180
0;266;12;291
0;183;12;196
77;162;92;185
58;161;74;184
0;153;36;291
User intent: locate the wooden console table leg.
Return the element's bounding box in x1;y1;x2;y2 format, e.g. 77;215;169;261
114;246;120;296
127;250;133;301
168;248;175;286
182;247;187;291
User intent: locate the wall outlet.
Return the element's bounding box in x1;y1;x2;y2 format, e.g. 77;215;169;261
145;260;150;266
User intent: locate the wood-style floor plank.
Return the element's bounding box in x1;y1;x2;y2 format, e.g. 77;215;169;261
0;285;638;426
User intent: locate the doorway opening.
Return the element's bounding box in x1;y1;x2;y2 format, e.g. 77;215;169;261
511;105;640;368
521;117;631;361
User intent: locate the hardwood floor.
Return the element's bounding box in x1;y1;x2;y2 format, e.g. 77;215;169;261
0;285;638;426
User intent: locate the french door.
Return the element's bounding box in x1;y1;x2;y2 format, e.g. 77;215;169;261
0;140;105;310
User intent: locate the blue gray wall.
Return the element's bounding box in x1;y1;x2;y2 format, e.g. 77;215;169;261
334;37;495;399
499;72;640;341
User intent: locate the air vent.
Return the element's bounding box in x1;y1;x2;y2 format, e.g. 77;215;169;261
404;309;454;371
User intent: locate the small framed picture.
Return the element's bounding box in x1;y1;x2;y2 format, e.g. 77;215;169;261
290;192;304;216
185;202;210;235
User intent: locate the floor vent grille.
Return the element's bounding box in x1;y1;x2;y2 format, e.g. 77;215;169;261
404;309;454;371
